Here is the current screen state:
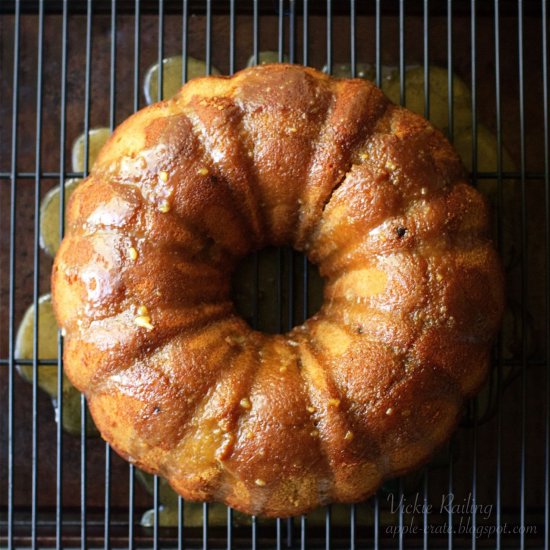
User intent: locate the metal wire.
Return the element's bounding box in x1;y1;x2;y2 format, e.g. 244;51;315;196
518;0;527;547
202;502;208;550
420;48;434;550
2;169;543;181
494;2;503;548
373;4;382;548
253;0;259;66
128;2;140;546
179;495;185;550
289;0;295;64
447;0;454;141
7;2;20;548
399;0;405;106
31;3;44;549
544;1;550;547
325;505;331;550
81;3;93;549
398;478;404;550
325;0;332;75
153;4;164;549
469;4;479;548
303;0;308;66
103;2;117;549
56;2;69;549
398;9;406;549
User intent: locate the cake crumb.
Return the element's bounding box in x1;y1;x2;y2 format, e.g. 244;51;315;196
225;334;246;346
158;170;169;182
158;200;171;213
239;397;252;410
134;315;154;330
128;247;138;261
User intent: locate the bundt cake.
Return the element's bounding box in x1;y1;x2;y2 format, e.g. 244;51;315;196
51;64;504;517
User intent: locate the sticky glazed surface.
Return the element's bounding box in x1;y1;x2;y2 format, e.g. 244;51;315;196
51;64;504;517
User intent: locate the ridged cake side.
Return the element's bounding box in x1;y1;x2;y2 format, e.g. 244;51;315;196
52;64;504;517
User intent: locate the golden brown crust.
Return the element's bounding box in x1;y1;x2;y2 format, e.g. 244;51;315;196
51;64;504;517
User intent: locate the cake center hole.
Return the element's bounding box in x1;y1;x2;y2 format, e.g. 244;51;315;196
231;246;325;334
